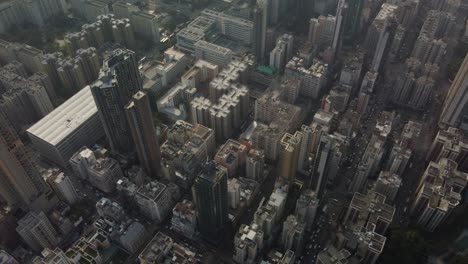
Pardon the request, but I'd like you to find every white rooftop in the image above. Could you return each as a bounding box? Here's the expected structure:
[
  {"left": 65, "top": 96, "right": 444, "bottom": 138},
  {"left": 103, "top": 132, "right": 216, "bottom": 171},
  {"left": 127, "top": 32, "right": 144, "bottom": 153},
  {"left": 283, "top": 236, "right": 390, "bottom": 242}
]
[{"left": 27, "top": 86, "right": 97, "bottom": 146}]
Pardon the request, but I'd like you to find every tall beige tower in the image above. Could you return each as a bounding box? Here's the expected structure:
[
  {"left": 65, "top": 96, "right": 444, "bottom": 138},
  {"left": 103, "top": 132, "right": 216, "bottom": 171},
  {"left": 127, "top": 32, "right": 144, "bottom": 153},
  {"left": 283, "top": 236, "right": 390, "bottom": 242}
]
[
  {"left": 125, "top": 91, "right": 161, "bottom": 178},
  {"left": 279, "top": 131, "right": 302, "bottom": 183},
  {"left": 440, "top": 54, "right": 468, "bottom": 127}
]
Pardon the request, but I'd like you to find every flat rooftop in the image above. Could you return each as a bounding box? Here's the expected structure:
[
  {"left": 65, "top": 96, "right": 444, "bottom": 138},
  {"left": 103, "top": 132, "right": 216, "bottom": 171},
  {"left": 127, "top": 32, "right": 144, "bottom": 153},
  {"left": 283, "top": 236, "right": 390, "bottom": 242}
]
[{"left": 27, "top": 86, "right": 97, "bottom": 146}]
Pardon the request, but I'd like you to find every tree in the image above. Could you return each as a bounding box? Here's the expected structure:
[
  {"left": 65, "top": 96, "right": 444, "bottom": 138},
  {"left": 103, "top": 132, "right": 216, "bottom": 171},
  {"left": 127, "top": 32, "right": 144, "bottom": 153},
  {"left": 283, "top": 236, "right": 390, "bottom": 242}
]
[
  {"left": 379, "top": 226, "right": 434, "bottom": 264},
  {"left": 450, "top": 256, "right": 468, "bottom": 264}
]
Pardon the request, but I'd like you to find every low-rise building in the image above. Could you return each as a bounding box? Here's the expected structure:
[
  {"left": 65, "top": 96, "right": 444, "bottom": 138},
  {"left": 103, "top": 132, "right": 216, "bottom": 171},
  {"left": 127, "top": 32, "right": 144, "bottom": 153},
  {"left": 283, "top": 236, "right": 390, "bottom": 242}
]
[
  {"left": 43, "top": 169, "right": 79, "bottom": 205},
  {"left": 234, "top": 224, "right": 264, "bottom": 264},
  {"left": 214, "top": 139, "right": 249, "bottom": 177},
  {"left": 316, "top": 245, "right": 351, "bottom": 264},
  {"left": 96, "top": 198, "right": 124, "bottom": 222},
  {"left": 134, "top": 181, "right": 180, "bottom": 222},
  {"left": 139, "top": 232, "right": 198, "bottom": 264},
  {"left": 171, "top": 200, "right": 197, "bottom": 239}
]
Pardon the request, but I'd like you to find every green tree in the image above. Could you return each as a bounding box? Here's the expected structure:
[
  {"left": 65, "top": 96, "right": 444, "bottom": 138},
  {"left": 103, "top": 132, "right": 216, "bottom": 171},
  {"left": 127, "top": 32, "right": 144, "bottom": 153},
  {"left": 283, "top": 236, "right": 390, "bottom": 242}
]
[{"left": 380, "top": 226, "right": 434, "bottom": 264}]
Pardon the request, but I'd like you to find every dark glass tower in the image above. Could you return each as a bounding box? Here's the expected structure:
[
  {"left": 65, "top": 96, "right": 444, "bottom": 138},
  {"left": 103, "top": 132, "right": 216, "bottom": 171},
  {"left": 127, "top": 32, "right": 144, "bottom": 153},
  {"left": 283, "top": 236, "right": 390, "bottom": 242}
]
[
  {"left": 91, "top": 49, "right": 142, "bottom": 155},
  {"left": 343, "top": 0, "right": 363, "bottom": 46},
  {"left": 192, "top": 161, "right": 228, "bottom": 244}
]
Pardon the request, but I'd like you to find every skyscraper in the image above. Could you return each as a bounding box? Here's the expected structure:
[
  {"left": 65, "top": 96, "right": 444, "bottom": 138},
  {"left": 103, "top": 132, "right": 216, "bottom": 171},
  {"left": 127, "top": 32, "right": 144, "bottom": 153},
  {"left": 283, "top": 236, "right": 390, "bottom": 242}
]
[
  {"left": 253, "top": 6, "right": 266, "bottom": 63},
  {"left": 192, "top": 161, "right": 228, "bottom": 244},
  {"left": 125, "top": 91, "right": 161, "bottom": 178},
  {"left": 440, "top": 54, "right": 468, "bottom": 127},
  {"left": 104, "top": 49, "right": 143, "bottom": 105},
  {"left": 91, "top": 70, "right": 133, "bottom": 155},
  {"left": 343, "top": 0, "right": 363, "bottom": 45},
  {"left": 0, "top": 112, "right": 48, "bottom": 209},
  {"left": 332, "top": 0, "right": 347, "bottom": 55},
  {"left": 91, "top": 49, "right": 142, "bottom": 155},
  {"left": 279, "top": 131, "right": 302, "bottom": 183}
]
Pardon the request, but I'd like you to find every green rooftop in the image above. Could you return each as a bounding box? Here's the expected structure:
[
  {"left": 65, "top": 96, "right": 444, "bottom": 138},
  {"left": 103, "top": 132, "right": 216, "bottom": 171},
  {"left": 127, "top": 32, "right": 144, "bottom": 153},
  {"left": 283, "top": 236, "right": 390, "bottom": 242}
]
[{"left": 257, "top": 65, "right": 274, "bottom": 75}]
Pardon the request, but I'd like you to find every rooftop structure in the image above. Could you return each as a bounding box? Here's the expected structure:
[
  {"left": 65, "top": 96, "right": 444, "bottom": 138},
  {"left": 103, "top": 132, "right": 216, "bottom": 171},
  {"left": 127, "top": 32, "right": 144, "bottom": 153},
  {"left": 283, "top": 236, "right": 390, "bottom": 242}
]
[
  {"left": 375, "top": 111, "right": 396, "bottom": 139},
  {"left": 160, "top": 120, "right": 215, "bottom": 186},
  {"left": 253, "top": 188, "right": 287, "bottom": 236},
  {"left": 233, "top": 223, "right": 264, "bottom": 264},
  {"left": 27, "top": 86, "right": 103, "bottom": 167},
  {"left": 317, "top": 245, "right": 351, "bottom": 264},
  {"left": 398, "top": 120, "right": 422, "bottom": 151},
  {"left": 96, "top": 197, "right": 124, "bottom": 221},
  {"left": 171, "top": 200, "right": 197, "bottom": 239},
  {"left": 285, "top": 57, "right": 328, "bottom": 99},
  {"left": 24, "top": 87, "right": 94, "bottom": 147},
  {"left": 373, "top": 171, "right": 402, "bottom": 204},
  {"left": 344, "top": 191, "right": 395, "bottom": 235},
  {"left": 134, "top": 181, "right": 179, "bottom": 222},
  {"left": 201, "top": 9, "right": 253, "bottom": 44},
  {"left": 214, "top": 139, "right": 249, "bottom": 177},
  {"left": 427, "top": 127, "right": 468, "bottom": 170},
  {"left": 413, "top": 158, "right": 468, "bottom": 231},
  {"left": 335, "top": 191, "right": 395, "bottom": 264},
  {"left": 138, "top": 232, "right": 198, "bottom": 264}
]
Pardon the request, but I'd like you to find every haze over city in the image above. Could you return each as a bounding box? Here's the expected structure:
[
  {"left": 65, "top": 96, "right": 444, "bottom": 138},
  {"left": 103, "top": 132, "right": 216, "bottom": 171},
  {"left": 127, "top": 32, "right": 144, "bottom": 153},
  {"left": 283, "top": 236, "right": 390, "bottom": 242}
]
[{"left": 0, "top": 0, "right": 467, "bottom": 264}]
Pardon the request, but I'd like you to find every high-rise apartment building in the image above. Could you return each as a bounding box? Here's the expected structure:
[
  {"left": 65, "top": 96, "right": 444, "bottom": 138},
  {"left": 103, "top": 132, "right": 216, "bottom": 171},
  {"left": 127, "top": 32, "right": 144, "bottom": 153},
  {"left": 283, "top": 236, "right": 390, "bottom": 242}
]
[
  {"left": 0, "top": 112, "right": 49, "bottom": 209},
  {"left": 0, "top": 64, "right": 54, "bottom": 130},
  {"left": 427, "top": 127, "right": 468, "bottom": 171},
  {"left": 192, "top": 161, "right": 228, "bottom": 244},
  {"left": 412, "top": 158, "right": 468, "bottom": 231},
  {"left": 308, "top": 16, "right": 337, "bottom": 50},
  {"left": 280, "top": 215, "right": 305, "bottom": 253},
  {"left": 125, "top": 91, "right": 161, "bottom": 178},
  {"left": 295, "top": 189, "right": 319, "bottom": 231},
  {"left": 252, "top": 7, "right": 266, "bottom": 63},
  {"left": 440, "top": 54, "right": 468, "bottom": 128},
  {"left": 91, "top": 49, "right": 142, "bottom": 155},
  {"left": 279, "top": 131, "right": 302, "bottom": 182},
  {"left": 337, "top": 191, "right": 395, "bottom": 264},
  {"left": 16, "top": 211, "right": 58, "bottom": 253},
  {"left": 246, "top": 149, "right": 265, "bottom": 181},
  {"left": 269, "top": 34, "right": 294, "bottom": 73},
  {"left": 285, "top": 57, "right": 328, "bottom": 99},
  {"left": 0, "top": 0, "right": 63, "bottom": 33},
  {"left": 365, "top": 3, "right": 398, "bottom": 72},
  {"left": 310, "top": 133, "right": 347, "bottom": 197},
  {"left": 297, "top": 124, "right": 322, "bottom": 174},
  {"left": 373, "top": 171, "right": 401, "bottom": 205}
]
